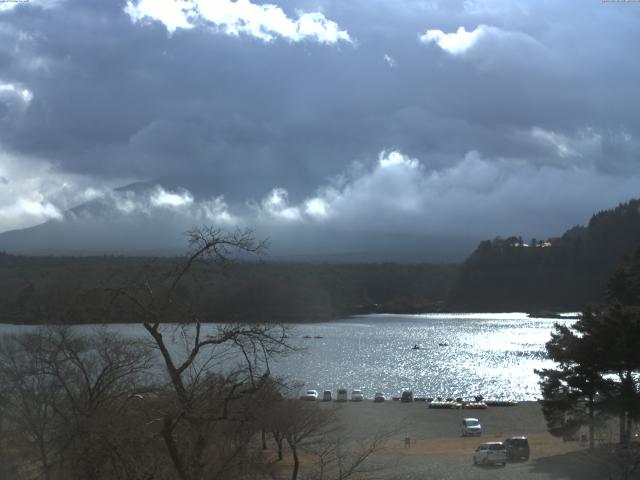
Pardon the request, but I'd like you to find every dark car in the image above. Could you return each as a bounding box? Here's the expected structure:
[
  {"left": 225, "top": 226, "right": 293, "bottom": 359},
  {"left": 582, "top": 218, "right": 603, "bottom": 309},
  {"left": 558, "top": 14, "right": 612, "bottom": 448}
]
[
  {"left": 401, "top": 390, "right": 413, "bottom": 403},
  {"left": 504, "top": 436, "right": 530, "bottom": 460}
]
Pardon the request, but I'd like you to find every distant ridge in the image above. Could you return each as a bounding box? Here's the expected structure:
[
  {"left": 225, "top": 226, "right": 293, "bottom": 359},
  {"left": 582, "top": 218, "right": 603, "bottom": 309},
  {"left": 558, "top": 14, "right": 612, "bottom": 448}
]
[
  {"left": 0, "top": 184, "right": 478, "bottom": 263},
  {"left": 447, "top": 198, "right": 640, "bottom": 311}
]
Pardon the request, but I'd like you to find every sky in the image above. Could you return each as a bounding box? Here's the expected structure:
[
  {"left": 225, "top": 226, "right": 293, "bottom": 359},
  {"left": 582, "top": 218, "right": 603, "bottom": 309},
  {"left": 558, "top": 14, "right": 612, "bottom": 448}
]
[{"left": 1, "top": 0, "right": 639, "bottom": 255}]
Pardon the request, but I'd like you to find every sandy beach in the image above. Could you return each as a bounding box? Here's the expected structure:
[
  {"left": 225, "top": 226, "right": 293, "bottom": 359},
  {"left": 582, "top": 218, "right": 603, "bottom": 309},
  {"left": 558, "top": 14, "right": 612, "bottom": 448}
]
[{"left": 268, "top": 400, "right": 621, "bottom": 480}]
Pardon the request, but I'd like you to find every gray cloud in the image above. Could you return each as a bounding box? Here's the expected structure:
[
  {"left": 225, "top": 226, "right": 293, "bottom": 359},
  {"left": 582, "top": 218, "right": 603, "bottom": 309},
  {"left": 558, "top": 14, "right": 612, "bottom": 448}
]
[
  {"left": 20, "top": 149, "right": 636, "bottom": 243},
  {"left": 0, "top": 0, "right": 639, "bottom": 252}
]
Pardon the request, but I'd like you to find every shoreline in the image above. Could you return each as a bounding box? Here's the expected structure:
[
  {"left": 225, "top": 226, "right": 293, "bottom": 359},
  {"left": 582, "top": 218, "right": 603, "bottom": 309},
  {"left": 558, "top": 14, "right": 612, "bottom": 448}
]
[{"left": 0, "top": 310, "right": 582, "bottom": 326}]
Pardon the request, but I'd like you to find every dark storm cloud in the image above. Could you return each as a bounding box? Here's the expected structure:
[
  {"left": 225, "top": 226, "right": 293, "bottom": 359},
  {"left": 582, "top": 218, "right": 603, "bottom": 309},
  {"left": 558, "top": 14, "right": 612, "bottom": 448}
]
[{"left": 1, "top": 0, "right": 640, "bottom": 243}]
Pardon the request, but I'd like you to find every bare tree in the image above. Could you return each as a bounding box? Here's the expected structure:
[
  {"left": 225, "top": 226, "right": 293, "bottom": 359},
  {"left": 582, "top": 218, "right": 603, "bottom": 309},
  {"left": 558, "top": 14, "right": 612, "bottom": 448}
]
[
  {"left": 0, "top": 332, "right": 59, "bottom": 480},
  {"left": 309, "top": 428, "right": 395, "bottom": 480},
  {"left": 111, "top": 226, "right": 292, "bottom": 480},
  {"left": 280, "top": 400, "right": 337, "bottom": 480},
  {"left": 0, "top": 326, "right": 156, "bottom": 480},
  {"left": 264, "top": 396, "right": 288, "bottom": 461},
  {"left": 263, "top": 395, "right": 395, "bottom": 480}
]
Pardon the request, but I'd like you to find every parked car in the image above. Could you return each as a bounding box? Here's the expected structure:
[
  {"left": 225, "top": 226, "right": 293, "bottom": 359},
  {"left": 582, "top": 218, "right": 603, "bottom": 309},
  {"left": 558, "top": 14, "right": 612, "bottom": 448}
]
[
  {"left": 374, "top": 392, "right": 385, "bottom": 402},
  {"left": 473, "top": 442, "right": 507, "bottom": 466},
  {"left": 462, "top": 417, "right": 482, "bottom": 436},
  {"left": 401, "top": 390, "right": 413, "bottom": 402},
  {"left": 504, "top": 436, "right": 530, "bottom": 460},
  {"left": 336, "top": 388, "right": 348, "bottom": 402},
  {"left": 322, "top": 390, "right": 332, "bottom": 401},
  {"left": 303, "top": 389, "right": 318, "bottom": 401},
  {"left": 351, "top": 389, "right": 364, "bottom": 401}
]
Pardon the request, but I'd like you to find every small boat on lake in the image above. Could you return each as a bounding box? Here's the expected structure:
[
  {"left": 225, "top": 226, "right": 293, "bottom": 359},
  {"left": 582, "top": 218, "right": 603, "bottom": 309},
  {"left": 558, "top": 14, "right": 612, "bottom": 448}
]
[{"left": 412, "top": 344, "right": 420, "bottom": 350}]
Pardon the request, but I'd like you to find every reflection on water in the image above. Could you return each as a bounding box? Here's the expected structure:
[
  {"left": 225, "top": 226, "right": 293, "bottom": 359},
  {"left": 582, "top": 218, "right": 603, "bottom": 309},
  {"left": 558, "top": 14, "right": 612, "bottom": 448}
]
[
  {"left": 0, "top": 313, "right": 573, "bottom": 400},
  {"left": 277, "top": 313, "right": 573, "bottom": 401}
]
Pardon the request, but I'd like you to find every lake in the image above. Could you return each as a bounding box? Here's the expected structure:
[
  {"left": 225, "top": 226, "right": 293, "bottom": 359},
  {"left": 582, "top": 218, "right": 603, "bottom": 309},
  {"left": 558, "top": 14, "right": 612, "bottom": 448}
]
[
  {"left": 276, "top": 313, "right": 579, "bottom": 401},
  {"left": 0, "top": 313, "right": 575, "bottom": 401}
]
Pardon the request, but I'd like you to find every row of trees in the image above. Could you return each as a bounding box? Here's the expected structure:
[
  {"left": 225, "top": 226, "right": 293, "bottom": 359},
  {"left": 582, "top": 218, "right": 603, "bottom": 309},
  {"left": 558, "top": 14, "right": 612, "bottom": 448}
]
[
  {"left": 537, "top": 249, "right": 640, "bottom": 477},
  {"left": 0, "top": 228, "right": 389, "bottom": 480},
  {"left": 0, "top": 251, "right": 457, "bottom": 325}
]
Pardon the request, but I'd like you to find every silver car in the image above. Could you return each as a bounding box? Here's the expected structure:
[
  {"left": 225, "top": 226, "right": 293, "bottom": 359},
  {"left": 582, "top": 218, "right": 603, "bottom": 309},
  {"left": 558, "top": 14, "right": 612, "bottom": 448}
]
[
  {"left": 303, "top": 389, "right": 318, "bottom": 401},
  {"left": 462, "top": 417, "right": 482, "bottom": 436}
]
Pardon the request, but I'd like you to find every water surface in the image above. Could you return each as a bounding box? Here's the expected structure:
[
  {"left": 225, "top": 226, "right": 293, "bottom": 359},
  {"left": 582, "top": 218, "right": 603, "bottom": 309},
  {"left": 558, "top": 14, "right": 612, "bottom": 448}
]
[
  {"left": 0, "top": 313, "right": 574, "bottom": 401},
  {"left": 277, "top": 313, "right": 573, "bottom": 400}
]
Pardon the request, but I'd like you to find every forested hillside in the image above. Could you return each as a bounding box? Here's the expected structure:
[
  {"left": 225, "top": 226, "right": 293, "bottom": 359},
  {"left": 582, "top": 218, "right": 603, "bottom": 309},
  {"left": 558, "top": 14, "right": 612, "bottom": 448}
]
[
  {"left": 3, "top": 199, "right": 640, "bottom": 323},
  {"left": 447, "top": 199, "right": 640, "bottom": 311},
  {"left": 0, "top": 254, "right": 457, "bottom": 324}
]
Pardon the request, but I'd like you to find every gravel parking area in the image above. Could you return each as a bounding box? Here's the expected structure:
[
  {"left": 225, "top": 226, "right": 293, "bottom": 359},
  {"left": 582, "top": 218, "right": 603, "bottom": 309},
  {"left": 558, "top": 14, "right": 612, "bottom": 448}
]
[{"left": 309, "top": 400, "right": 613, "bottom": 480}]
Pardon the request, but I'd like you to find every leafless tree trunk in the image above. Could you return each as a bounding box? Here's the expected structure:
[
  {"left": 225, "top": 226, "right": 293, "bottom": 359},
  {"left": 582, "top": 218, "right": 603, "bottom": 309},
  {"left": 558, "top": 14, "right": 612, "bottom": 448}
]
[
  {"left": 111, "top": 226, "right": 291, "bottom": 480},
  {"left": 277, "top": 399, "right": 336, "bottom": 480},
  {"left": 274, "top": 432, "right": 285, "bottom": 461},
  {"left": 264, "top": 395, "right": 395, "bottom": 480}
]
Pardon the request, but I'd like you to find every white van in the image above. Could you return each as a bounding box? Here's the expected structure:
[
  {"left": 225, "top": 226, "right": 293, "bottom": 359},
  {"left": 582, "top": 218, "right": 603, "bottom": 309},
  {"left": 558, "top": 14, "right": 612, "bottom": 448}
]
[
  {"left": 351, "top": 389, "right": 364, "bottom": 401},
  {"left": 473, "top": 442, "right": 507, "bottom": 466}
]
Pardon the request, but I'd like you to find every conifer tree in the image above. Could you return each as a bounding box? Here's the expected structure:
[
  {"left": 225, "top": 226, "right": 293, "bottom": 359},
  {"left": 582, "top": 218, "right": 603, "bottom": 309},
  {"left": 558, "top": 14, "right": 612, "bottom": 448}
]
[{"left": 538, "top": 248, "right": 640, "bottom": 447}]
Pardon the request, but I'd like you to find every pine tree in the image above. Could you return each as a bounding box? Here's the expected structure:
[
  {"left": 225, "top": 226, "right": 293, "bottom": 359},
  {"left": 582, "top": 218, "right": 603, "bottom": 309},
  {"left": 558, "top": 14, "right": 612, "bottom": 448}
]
[{"left": 538, "top": 249, "right": 640, "bottom": 447}]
